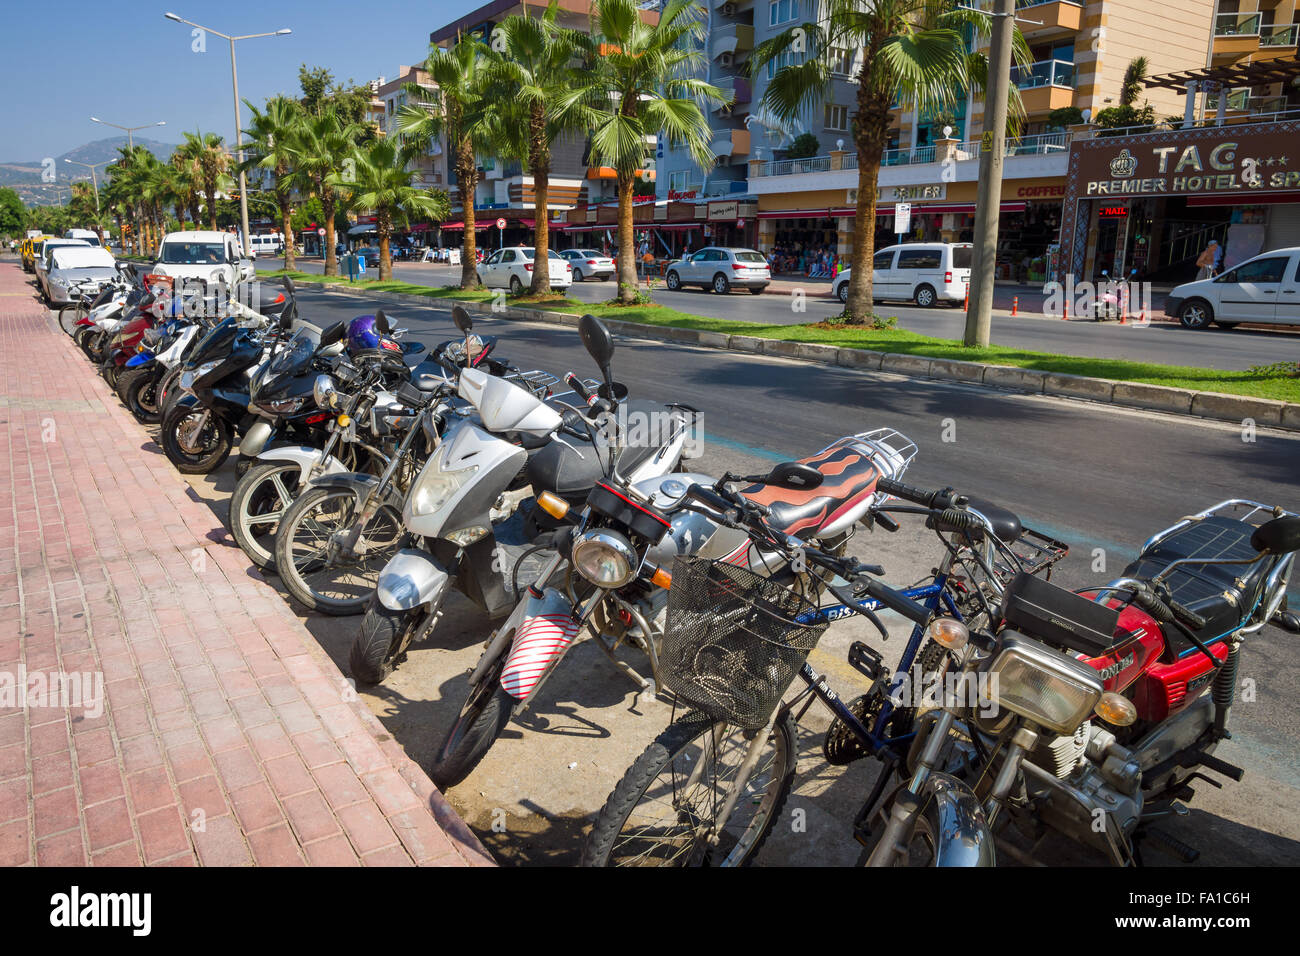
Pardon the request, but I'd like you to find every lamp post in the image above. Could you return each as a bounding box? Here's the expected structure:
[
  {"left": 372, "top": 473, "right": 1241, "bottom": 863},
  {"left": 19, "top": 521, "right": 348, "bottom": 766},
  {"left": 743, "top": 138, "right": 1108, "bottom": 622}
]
[
  {"left": 63, "top": 158, "right": 110, "bottom": 213},
  {"left": 163, "top": 12, "right": 292, "bottom": 256},
  {"left": 89, "top": 117, "right": 166, "bottom": 151}
]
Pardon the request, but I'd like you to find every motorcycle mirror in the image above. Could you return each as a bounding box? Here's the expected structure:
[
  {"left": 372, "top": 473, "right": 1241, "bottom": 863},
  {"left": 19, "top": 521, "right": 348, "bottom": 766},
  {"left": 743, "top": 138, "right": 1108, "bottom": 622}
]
[
  {"left": 579, "top": 313, "right": 615, "bottom": 386},
  {"left": 375, "top": 309, "right": 392, "bottom": 334},
  {"left": 401, "top": 341, "right": 426, "bottom": 356},
  {"left": 748, "top": 461, "right": 823, "bottom": 490},
  {"left": 320, "top": 321, "right": 346, "bottom": 347},
  {"left": 1251, "top": 516, "right": 1300, "bottom": 555},
  {"left": 597, "top": 381, "right": 629, "bottom": 401},
  {"left": 451, "top": 305, "right": 473, "bottom": 333}
]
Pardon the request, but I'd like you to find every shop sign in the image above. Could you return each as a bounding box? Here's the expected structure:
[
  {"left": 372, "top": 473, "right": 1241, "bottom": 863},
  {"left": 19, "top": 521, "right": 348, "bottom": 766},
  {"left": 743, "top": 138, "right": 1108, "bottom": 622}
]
[
  {"left": 882, "top": 184, "right": 946, "bottom": 202},
  {"left": 1017, "top": 184, "right": 1066, "bottom": 198},
  {"left": 894, "top": 203, "right": 912, "bottom": 234},
  {"left": 668, "top": 189, "right": 698, "bottom": 200},
  {"left": 708, "top": 200, "right": 739, "bottom": 220},
  {"left": 1099, "top": 205, "right": 1128, "bottom": 218},
  {"left": 1074, "top": 127, "right": 1300, "bottom": 198}
]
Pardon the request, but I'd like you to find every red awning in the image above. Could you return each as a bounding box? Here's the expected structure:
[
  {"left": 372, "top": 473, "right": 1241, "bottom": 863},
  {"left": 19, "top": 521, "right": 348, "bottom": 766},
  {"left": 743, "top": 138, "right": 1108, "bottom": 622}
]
[
  {"left": 758, "top": 209, "right": 830, "bottom": 220},
  {"left": 441, "top": 221, "right": 464, "bottom": 230},
  {"left": 866, "top": 201, "right": 1027, "bottom": 217},
  {"left": 653, "top": 223, "right": 703, "bottom": 231},
  {"left": 1188, "top": 192, "right": 1300, "bottom": 206}
]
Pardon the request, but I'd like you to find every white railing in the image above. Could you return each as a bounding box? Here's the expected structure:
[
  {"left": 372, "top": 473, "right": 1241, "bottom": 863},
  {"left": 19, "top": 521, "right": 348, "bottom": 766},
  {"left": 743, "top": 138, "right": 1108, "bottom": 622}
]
[
  {"left": 1262, "top": 23, "right": 1300, "bottom": 47},
  {"left": 1215, "top": 13, "right": 1261, "bottom": 36},
  {"left": 1010, "top": 58, "right": 1076, "bottom": 89}
]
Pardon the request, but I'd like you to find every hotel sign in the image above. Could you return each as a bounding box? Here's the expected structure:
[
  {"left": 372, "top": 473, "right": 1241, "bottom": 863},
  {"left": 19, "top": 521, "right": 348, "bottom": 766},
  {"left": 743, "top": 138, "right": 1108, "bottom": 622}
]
[{"left": 1077, "top": 128, "right": 1299, "bottom": 198}]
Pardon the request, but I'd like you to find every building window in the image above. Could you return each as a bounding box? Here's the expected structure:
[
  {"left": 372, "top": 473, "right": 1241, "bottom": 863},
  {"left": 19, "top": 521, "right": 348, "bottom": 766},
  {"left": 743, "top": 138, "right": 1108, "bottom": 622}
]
[
  {"left": 668, "top": 170, "right": 691, "bottom": 192},
  {"left": 766, "top": 49, "right": 804, "bottom": 79},
  {"left": 825, "top": 105, "right": 848, "bottom": 130},
  {"left": 829, "top": 47, "right": 854, "bottom": 76},
  {"left": 769, "top": 0, "right": 799, "bottom": 26}
]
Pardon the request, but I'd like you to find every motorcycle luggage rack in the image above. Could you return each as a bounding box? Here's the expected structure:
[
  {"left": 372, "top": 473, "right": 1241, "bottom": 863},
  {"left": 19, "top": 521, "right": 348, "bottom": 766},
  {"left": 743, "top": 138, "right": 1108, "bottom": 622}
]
[
  {"left": 505, "top": 368, "right": 560, "bottom": 396},
  {"left": 994, "top": 526, "right": 1070, "bottom": 583},
  {"left": 842, "top": 427, "right": 919, "bottom": 481}
]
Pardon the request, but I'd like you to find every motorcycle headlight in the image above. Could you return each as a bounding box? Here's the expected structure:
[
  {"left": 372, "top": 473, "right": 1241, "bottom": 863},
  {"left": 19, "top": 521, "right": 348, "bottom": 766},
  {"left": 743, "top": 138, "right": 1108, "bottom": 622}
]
[
  {"left": 980, "top": 632, "right": 1104, "bottom": 736},
  {"left": 409, "top": 461, "right": 479, "bottom": 518},
  {"left": 313, "top": 375, "right": 337, "bottom": 408},
  {"left": 571, "top": 529, "right": 638, "bottom": 588},
  {"left": 260, "top": 396, "right": 307, "bottom": 415},
  {"left": 193, "top": 359, "right": 221, "bottom": 379}
]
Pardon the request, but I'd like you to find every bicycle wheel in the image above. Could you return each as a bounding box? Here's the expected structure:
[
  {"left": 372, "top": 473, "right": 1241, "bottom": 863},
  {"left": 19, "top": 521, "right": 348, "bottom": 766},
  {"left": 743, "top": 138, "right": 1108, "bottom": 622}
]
[
  {"left": 582, "top": 711, "right": 796, "bottom": 867},
  {"left": 59, "top": 305, "right": 86, "bottom": 336},
  {"left": 274, "top": 486, "right": 402, "bottom": 616}
]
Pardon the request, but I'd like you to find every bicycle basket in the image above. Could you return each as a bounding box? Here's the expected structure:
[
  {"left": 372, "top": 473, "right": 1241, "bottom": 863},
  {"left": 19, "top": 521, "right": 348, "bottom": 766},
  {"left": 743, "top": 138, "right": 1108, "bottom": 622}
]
[{"left": 659, "top": 557, "right": 829, "bottom": 729}]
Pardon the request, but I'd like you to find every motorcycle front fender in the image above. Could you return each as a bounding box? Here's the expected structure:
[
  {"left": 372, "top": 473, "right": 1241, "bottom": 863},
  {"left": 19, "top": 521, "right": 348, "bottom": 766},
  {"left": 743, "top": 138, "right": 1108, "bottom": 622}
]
[
  {"left": 376, "top": 548, "right": 452, "bottom": 611},
  {"left": 497, "top": 587, "right": 581, "bottom": 703},
  {"left": 125, "top": 351, "right": 155, "bottom": 369},
  {"left": 238, "top": 420, "right": 275, "bottom": 458},
  {"left": 306, "top": 471, "right": 404, "bottom": 513},
  {"left": 877, "top": 774, "right": 995, "bottom": 868},
  {"left": 254, "top": 444, "right": 347, "bottom": 481}
]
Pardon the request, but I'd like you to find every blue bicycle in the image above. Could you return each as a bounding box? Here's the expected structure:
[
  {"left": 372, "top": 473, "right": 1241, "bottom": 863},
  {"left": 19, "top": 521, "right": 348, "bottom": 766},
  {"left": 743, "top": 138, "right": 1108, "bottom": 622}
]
[{"left": 582, "top": 475, "right": 1066, "bottom": 867}]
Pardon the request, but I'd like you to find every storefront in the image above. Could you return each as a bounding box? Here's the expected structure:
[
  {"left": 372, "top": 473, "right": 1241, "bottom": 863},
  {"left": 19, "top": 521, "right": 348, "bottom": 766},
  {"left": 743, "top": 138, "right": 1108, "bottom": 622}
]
[{"left": 1059, "top": 120, "right": 1300, "bottom": 283}]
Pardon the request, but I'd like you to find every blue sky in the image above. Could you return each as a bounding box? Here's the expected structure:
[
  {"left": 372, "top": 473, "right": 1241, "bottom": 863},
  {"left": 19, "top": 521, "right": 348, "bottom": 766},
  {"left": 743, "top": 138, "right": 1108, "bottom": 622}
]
[{"left": 0, "top": 0, "right": 485, "bottom": 161}]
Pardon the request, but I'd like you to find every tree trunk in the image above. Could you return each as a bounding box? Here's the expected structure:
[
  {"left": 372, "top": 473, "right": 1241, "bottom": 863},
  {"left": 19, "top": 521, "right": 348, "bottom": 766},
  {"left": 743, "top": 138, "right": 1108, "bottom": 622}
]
[
  {"left": 845, "top": 80, "right": 892, "bottom": 324},
  {"left": 323, "top": 193, "right": 339, "bottom": 277},
  {"left": 615, "top": 174, "right": 636, "bottom": 304},
  {"left": 378, "top": 209, "right": 392, "bottom": 281},
  {"left": 528, "top": 108, "right": 551, "bottom": 295},
  {"left": 189, "top": 199, "right": 201, "bottom": 229},
  {"left": 207, "top": 177, "right": 218, "bottom": 231},
  {"left": 281, "top": 197, "right": 296, "bottom": 271},
  {"left": 174, "top": 203, "right": 185, "bottom": 231},
  {"left": 457, "top": 139, "right": 479, "bottom": 289}
]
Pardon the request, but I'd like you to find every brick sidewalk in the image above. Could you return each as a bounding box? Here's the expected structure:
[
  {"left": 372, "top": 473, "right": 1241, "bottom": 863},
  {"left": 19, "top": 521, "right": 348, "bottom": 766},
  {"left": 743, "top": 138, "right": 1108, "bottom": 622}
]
[{"left": 0, "top": 261, "right": 492, "bottom": 866}]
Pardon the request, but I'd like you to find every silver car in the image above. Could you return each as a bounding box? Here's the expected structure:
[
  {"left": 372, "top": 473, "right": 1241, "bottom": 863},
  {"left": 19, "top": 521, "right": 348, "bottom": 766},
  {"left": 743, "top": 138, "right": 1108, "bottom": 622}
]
[
  {"left": 665, "top": 246, "right": 771, "bottom": 294},
  {"left": 36, "top": 239, "right": 91, "bottom": 300},
  {"left": 45, "top": 246, "right": 117, "bottom": 305},
  {"left": 559, "top": 248, "right": 614, "bottom": 281}
]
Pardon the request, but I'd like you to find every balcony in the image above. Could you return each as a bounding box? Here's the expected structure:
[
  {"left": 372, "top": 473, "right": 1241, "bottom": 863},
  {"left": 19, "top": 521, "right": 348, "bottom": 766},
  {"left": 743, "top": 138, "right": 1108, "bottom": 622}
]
[
  {"left": 711, "top": 23, "right": 753, "bottom": 60},
  {"left": 1009, "top": 58, "right": 1076, "bottom": 113},
  {"left": 710, "top": 128, "right": 751, "bottom": 158},
  {"left": 1014, "top": 1, "right": 1083, "bottom": 40},
  {"left": 1258, "top": 23, "right": 1300, "bottom": 59},
  {"left": 714, "top": 77, "right": 752, "bottom": 112},
  {"left": 1204, "top": 87, "right": 1252, "bottom": 113},
  {"left": 1213, "top": 13, "right": 1261, "bottom": 60}
]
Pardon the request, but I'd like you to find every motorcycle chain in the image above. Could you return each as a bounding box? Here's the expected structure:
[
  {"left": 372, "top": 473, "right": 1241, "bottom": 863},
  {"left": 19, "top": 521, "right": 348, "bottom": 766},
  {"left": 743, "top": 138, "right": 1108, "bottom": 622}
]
[{"left": 823, "top": 694, "right": 883, "bottom": 766}]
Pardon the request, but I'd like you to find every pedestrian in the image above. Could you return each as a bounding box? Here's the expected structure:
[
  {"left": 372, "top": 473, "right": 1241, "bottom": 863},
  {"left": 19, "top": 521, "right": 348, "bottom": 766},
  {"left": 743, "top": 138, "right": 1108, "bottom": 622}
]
[{"left": 1196, "top": 239, "right": 1220, "bottom": 280}]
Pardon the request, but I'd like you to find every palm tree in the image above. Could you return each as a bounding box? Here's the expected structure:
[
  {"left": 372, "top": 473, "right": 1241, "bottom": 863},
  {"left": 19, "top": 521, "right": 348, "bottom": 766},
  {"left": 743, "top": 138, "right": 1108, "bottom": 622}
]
[
  {"left": 561, "top": 0, "right": 725, "bottom": 304},
  {"left": 488, "top": 2, "right": 586, "bottom": 294},
  {"left": 753, "top": 0, "right": 1026, "bottom": 322},
  {"left": 291, "top": 107, "right": 363, "bottom": 276},
  {"left": 397, "top": 36, "right": 500, "bottom": 290},
  {"left": 242, "top": 96, "right": 304, "bottom": 269},
  {"left": 334, "top": 136, "right": 450, "bottom": 281},
  {"left": 169, "top": 141, "right": 203, "bottom": 228},
  {"left": 1120, "top": 56, "right": 1148, "bottom": 108},
  {"left": 183, "top": 131, "right": 231, "bottom": 231}
]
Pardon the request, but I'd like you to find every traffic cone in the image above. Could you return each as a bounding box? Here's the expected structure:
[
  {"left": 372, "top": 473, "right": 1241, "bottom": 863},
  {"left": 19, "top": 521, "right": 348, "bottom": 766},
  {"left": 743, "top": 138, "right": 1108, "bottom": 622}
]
[{"left": 1012, "top": 296, "right": 1018, "bottom": 316}]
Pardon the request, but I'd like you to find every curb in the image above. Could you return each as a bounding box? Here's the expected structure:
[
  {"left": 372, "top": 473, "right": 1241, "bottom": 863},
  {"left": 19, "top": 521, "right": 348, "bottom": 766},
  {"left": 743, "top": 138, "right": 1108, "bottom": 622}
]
[{"left": 295, "top": 279, "right": 1298, "bottom": 434}]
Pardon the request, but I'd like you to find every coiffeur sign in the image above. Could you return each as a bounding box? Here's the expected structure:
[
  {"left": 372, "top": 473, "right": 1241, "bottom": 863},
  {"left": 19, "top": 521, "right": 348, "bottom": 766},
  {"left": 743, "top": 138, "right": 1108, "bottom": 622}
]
[{"left": 1076, "top": 127, "right": 1299, "bottom": 198}]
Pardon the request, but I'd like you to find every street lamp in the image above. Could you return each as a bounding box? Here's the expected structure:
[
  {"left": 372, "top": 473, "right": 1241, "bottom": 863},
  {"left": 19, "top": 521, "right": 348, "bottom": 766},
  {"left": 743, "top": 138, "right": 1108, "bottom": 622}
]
[
  {"left": 63, "top": 158, "right": 111, "bottom": 213},
  {"left": 163, "top": 12, "right": 292, "bottom": 256},
  {"left": 90, "top": 117, "right": 166, "bottom": 151}
]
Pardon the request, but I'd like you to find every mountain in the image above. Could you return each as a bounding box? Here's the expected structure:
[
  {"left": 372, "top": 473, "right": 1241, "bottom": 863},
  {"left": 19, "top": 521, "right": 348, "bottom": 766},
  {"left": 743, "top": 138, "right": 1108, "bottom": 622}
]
[{"left": 1, "top": 136, "right": 178, "bottom": 205}]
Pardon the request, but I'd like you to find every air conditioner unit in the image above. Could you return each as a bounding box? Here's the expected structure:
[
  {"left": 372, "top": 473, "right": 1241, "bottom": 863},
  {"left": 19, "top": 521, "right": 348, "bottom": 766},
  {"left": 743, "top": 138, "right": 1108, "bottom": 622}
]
[
  {"left": 722, "top": 2, "right": 736, "bottom": 15},
  {"left": 719, "top": 51, "right": 734, "bottom": 68}
]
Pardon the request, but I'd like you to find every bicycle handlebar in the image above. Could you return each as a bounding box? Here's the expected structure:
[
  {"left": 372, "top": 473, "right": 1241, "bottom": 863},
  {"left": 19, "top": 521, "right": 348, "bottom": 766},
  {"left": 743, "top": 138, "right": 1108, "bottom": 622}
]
[{"left": 875, "top": 476, "right": 967, "bottom": 511}]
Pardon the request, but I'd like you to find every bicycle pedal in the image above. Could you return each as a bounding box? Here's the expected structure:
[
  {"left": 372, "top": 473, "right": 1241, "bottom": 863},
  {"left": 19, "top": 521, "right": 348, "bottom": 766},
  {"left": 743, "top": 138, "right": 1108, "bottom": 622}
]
[{"left": 847, "top": 641, "right": 883, "bottom": 681}]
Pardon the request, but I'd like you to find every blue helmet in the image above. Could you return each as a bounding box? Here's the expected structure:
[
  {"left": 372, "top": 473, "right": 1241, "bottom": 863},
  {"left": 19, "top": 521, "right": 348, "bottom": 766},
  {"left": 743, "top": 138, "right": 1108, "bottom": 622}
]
[{"left": 346, "top": 314, "right": 380, "bottom": 353}]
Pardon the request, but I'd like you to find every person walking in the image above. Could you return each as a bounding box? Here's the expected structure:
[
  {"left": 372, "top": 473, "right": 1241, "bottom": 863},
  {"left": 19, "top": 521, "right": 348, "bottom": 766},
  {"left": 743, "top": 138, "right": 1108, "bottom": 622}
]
[{"left": 1196, "top": 239, "right": 1221, "bottom": 280}]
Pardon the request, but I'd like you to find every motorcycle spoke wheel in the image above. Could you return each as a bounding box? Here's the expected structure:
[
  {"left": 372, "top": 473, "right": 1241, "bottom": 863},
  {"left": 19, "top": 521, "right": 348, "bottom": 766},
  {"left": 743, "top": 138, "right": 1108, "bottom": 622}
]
[
  {"left": 278, "top": 489, "right": 401, "bottom": 614},
  {"left": 231, "top": 464, "right": 301, "bottom": 570},
  {"left": 583, "top": 712, "right": 795, "bottom": 868}
]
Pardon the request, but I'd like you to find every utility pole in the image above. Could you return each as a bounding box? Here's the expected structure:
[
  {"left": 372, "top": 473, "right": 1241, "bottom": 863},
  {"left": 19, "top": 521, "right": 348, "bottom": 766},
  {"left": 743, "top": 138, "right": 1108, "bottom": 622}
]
[{"left": 963, "top": 0, "right": 1015, "bottom": 348}]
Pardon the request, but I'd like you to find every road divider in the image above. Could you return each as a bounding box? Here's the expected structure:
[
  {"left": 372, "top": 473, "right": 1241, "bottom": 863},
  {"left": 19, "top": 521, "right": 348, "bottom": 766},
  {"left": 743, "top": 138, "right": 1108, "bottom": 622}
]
[{"left": 291, "top": 278, "right": 1299, "bottom": 433}]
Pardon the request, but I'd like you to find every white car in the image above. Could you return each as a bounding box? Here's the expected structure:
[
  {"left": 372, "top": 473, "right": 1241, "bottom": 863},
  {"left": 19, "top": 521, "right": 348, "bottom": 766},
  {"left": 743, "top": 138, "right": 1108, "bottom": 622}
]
[
  {"left": 45, "top": 246, "right": 117, "bottom": 305},
  {"left": 478, "top": 246, "right": 572, "bottom": 293},
  {"left": 559, "top": 248, "right": 614, "bottom": 282},
  {"left": 151, "top": 230, "right": 253, "bottom": 292},
  {"left": 665, "top": 247, "right": 771, "bottom": 294},
  {"left": 1166, "top": 247, "right": 1300, "bottom": 330},
  {"left": 64, "top": 228, "right": 102, "bottom": 246},
  {"left": 832, "top": 242, "right": 973, "bottom": 307},
  {"left": 36, "top": 238, "right": 90, "bottom": 299}
]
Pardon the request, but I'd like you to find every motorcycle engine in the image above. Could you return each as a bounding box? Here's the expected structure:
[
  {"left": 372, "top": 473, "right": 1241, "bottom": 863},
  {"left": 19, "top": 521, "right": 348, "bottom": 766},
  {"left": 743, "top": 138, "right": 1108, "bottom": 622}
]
[{"left": 1031, "top": 722, "right": 1090, "bottom": 779}]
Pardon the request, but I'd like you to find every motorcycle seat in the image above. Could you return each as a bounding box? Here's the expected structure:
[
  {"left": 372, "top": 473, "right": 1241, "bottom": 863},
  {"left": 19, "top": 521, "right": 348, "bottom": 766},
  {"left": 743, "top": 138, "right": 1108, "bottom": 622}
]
[
  {"left": 1121, "top": 516, "right": 1271, "bottom": 639},
  {"left": 737, "top": 437, "right": 882, "bottom": 538},
  {"left": 411, "top": 371, "right": 443, "bottom": 392}
]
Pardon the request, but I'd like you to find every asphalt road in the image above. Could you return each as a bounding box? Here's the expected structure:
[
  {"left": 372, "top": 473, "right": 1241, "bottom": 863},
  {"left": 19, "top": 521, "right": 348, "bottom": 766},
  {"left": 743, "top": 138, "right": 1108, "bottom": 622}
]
[
  {"left": 264, "top": 256, "right": 1300, "bottom": 372},
  {"left": 195, "top": 286, "right": 1298, "bottom": 866}
]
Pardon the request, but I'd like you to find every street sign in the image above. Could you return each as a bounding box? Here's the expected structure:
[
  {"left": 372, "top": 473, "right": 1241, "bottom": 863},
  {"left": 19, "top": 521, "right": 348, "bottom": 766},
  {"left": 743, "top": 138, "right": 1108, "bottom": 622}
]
[
  {"left": 894, "top": 202, "right": 912, "bottom": 235},
  {"left": 496, "top": 218, "right": 506, "bottom": 230},
  {"left": 317, "top": 227, "right": 325, "bottom": 237}
]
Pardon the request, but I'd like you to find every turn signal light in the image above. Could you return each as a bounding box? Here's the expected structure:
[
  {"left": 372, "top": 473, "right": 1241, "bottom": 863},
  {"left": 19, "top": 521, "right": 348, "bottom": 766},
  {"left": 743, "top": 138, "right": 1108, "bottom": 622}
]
[
  {"left": 336, "top": 414, "right": 351, "bottom": 428},
  {"left": 650, "top": 566, "right": 673, "bottom": 590},
  {"left": 1094, "top": 691, "right": 1137, "bottom": 727},
  {"left": 925, "top": 617, "right": 969, "bottom": 651},
  {"left": 537, "top": 491, "right": 569, "bottom": 520}
]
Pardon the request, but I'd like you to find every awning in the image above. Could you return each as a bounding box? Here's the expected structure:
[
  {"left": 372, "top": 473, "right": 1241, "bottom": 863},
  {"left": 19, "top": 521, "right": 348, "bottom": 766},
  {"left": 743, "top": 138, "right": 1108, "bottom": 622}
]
[
  {"left": 867, "top": 201, "right": 1028, "bottom": 217},
  {"left": 1188, "top": 192, "right": 1300, "bottom": 207},
  {"left": 758, "top": 209, "right": 830, "bottom": 220},
  {"left": 347, "top": 224, "right": 376, "bottom": 236},
  {"left": 653, "top": 223, "right": 703, "bottom": 231}
]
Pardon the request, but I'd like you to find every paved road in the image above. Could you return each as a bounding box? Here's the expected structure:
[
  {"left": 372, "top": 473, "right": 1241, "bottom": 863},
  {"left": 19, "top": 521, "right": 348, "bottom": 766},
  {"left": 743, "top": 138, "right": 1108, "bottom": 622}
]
[
  {"left": 203, "top": 286, "right": 1298, "bottom": 866},
  {"left": 264, "top": 256, "right": 1300, "bottom": 371}
]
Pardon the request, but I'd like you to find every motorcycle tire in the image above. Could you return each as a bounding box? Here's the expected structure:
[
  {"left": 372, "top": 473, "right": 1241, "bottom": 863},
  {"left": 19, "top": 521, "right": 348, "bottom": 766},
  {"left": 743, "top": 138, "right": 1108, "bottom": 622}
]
[
  {"left": 160, "top": 405, "right": 233, "bottom": 475},
  {"left": 118, "top": 367, "right": 163, "bottom": 425},
  {"left": 82, "top": 331, "right": 106, "bottom": 363},
  {"left": 854, "top": 787, "right": 950, "bottom": 867},
  {"left": 429, "top": 657, "right": 514, "bottom": 789},
  {"left": 229, "top": 462, "right": 302, "bottom": 570},
  {"left": 581, "top": 711, "right": 796, "bottom": 868},
  {"left": 73, "top": 325, "right": 95, "bottom": 354},
  {"left": 350, "top": 600, "right": 429, "bottom": 685},
  {"left": 102, "top": 363, "right": 120, "bottom": 392}
]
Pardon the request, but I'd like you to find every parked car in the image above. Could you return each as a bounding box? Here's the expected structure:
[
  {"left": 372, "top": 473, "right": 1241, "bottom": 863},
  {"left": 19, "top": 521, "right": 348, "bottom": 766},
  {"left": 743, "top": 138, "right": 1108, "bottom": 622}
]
[
  {"left": 150, "top": 230, "right": 253, "bottom": 291},
  {"left": 45, "top": 246, "right": 117, "bottom": 305},
  {"left": 64, "top": 228, "right": 101, "bottom": 247},
  {"left": 22, "top": 235, "right": 52, "bottom": 273},
  {"left": 477, "top": 246, "right": 572, "bottom": 293},
  {"left": 559, "top": 248, "right": 614, "bottom": 281},
  {"left": 664, "top": 247, "right": 771, "bottom": 294},
  {"left": 1166, "top": 247, "right": 1300, "bottom": 330},
  {"left": 247, "top": 233, "right": 284, "bottom": 258},
  {"left": 353, "top": 246, "right": 382, "bottom": 268},
  {"left": 832, "top": 242, "right": 973, "bottom": 307},
  {"left": 36, "top": 239, "right": 90, "bottom": 299}
]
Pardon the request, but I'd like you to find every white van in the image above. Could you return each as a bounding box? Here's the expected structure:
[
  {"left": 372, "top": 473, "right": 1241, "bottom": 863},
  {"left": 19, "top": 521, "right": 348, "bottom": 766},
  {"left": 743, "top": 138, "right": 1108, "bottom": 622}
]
[
  {"left": 64, "top": 228, "right": 101, "bottom": 246},
  {"left": 833, "top": 242, "right": 973, "bottom": 307},
  {"left": 1166, "top": 247, "right": 1300, "bottom": 330},
  {"left": 248, "top": 233, "right": 284, "bottom": 258}
]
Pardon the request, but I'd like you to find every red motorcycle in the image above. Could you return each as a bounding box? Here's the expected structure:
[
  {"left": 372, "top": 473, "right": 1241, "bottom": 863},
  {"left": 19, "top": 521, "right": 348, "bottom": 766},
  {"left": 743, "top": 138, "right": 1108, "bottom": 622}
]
[{"left": 863, "top": 493, "right": 1299, "bottom": 867}]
